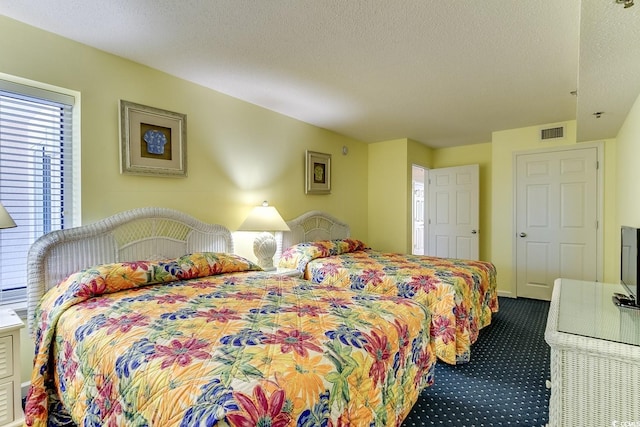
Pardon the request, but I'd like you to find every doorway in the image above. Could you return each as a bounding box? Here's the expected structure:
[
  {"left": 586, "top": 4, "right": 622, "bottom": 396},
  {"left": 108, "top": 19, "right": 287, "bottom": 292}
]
[
  {"left": 412, "top": 165, "right": 426, "bottom": 255},
  {"left": 514, "top": 144, "right": 603, "bottom": 300},
  {"left": 411, "top": 164, "right": 480, "bottom": 260}
]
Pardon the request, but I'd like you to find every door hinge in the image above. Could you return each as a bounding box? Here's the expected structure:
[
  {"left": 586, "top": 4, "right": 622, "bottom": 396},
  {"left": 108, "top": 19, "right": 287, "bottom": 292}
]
[{"left": 596, "top": 161, "right": 599, "bottom": 170}]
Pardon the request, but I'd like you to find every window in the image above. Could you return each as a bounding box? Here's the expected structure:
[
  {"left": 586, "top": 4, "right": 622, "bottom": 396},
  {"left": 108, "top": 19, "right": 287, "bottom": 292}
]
[{"left": 0, "top": 78, "right": 79, "bottom": 304}]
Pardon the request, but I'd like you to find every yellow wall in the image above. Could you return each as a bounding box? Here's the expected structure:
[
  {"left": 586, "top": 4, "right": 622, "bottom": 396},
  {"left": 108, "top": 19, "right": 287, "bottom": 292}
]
[
  {"left": 367, "top": 138, "right": 433, "bottom": 253},
  {"left": 603, "top": 139, "right": 619, "bottom": 283},
  {"left": 368, "top": 139, "right": 408, "bottom": 252},
  {"left": 0, "top": 16, "right": 369, "bottom": 234},
  {"left": 617, "top": 92, "right": 640, "bottom": 227},
  {"left": 432, "top": 142, "right": 492, "bottom": 261},
  {"left": 490, "top": 121, "right": 618, "bottom": 296},
  {"left": 1, "top": 16, "right": 370, "bottom": 385},
  {"left": 613, "top": 92, "right": 640, "bottom": 314}
]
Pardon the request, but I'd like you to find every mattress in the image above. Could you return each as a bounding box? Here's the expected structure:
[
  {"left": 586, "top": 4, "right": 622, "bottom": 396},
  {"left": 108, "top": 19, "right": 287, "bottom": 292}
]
[
  {"left": 279, "top": 239, "right": 498, "bottom": 364},
  {"left": 25, "top": 252, "right": 436, "bottom": 426}
]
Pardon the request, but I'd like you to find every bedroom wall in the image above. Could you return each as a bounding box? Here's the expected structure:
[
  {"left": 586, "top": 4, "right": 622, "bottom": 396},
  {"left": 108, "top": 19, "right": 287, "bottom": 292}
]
[
  {"left": 0, "top": 16, "right": 370, "bottom": 386},
  {"left": 368, "top": 139, "right": 410, "bottom": 252},
  {"left": 367, "top": 138, "right": 433, "bottom": 253},
  {"left": 616, "top": 92, "right": 640, "bottom": 228},
  {"left": 490, "top": 120, "right": 618, "bottom": 297},
  {"left": 0, "top": 16, "right": 369, "bottom": 240}
]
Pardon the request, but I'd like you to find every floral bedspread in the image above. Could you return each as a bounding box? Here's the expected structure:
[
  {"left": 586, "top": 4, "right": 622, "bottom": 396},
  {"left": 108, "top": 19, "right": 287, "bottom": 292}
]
[
  {"left": 279, "top": 240, "right": 498, "bottom": 365},
  {"left": 25, "top": 252, "right": 435, "bottom": 427}
]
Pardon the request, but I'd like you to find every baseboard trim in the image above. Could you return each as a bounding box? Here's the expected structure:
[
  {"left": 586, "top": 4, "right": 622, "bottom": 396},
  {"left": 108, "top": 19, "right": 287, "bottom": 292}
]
[
  {"left": 21, "top": 381, "right": 30, "bottom": 398},
  {"left": 497, "top": 290, "right": 515, "bottom": 298}
]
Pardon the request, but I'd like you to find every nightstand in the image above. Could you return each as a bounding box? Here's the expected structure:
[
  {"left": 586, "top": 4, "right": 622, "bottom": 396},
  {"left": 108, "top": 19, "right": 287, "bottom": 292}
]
[
  {"left": 267, "top": 268, "right": 303, "bottom": 279},
  {"left": 0, "top": 310, "right": 24, "bottom": 427}
]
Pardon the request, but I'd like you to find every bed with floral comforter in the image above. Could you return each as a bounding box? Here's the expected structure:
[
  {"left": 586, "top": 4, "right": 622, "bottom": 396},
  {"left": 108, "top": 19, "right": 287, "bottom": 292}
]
[
  {"left": 279, "top": 239, "right": 498, "bottom": 365},
  {"left": 25, "top": 252, "right": 436, "bottom": 427}
]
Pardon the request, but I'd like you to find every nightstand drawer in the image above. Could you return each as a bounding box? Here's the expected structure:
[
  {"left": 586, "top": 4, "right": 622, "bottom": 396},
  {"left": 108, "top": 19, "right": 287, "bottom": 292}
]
[
  {"left": 0, "top": 310, "right": 23, "bottom": 426},
  {"left": 0, "top": 380, "right": 14, "bottom": 425},
  {"left": 0, "top": 336, "right": 12, "bottom": 380}
]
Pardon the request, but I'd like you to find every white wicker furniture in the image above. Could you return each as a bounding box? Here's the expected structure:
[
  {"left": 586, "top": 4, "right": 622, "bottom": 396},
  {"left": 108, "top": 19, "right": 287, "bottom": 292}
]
[
  {"left": 278, "top": 210, "right": 350, "bottom": 265},
  {"left": 26, "top": 207, "right": 233, "bottom": 335},
  {"left": 545, "top": 278, "right": 640, "bottom": 427},
  {"left": 0, "top": 310, "right": 24, "bottom": 427},
  {"left": 282, "top": 210, "right": 350, "bottom": 249}
]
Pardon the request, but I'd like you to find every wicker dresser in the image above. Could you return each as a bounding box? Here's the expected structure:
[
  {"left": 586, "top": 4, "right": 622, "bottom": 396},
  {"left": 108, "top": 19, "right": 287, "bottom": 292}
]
[{"left": 545, "top": 278, "right": 640, "bottom": 427}]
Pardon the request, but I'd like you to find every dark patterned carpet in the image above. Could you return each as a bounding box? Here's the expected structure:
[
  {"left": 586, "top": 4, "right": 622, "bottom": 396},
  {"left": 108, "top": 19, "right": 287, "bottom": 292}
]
[{"left": 403, "top": 297, "right": 551, "bottom": 426}]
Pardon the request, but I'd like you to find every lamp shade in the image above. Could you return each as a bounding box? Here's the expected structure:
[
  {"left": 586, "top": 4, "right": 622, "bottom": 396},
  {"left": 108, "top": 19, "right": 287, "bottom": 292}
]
[
  {"left": 0, "top": 203, "right": 16, "bottom": 229},
  {"left": 237, "top": 202, "right": 290, "bottom": 232}
]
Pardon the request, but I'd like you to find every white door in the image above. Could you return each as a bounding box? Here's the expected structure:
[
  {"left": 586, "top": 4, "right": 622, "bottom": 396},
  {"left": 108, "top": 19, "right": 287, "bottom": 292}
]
[
  {"left": 515, "top": 147, "right": 598, "bottom": 300},
  {"left": 428, "top": 164, "right": 479, "bottom": 260}
]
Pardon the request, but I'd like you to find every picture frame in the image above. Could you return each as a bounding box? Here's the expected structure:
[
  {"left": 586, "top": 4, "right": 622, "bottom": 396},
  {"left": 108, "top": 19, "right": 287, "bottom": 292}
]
[
  {"left": 119, "top": 100, "right": 187, "bottom": 177},
  {"left": 305, "top": 150, "right": 331, "bottom": 194}
]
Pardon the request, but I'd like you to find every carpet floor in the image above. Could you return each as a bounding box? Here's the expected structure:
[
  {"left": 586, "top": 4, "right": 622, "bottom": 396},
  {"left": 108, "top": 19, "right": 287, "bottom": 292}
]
[{"left": 403, "top": 296, "right": 551, "bottom": 426}]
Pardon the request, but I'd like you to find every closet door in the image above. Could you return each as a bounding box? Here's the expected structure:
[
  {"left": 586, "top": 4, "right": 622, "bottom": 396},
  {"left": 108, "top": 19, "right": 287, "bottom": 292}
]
[{"left": 515, "top": 146, "right": 598, "bottom": 300}]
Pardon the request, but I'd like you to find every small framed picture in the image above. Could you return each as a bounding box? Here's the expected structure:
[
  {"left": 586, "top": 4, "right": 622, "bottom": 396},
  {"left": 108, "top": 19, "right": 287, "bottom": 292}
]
[
  {"left": 119, "top": 100, "right": 187, "bottom": 177},
  {"left": 305, "top": 150, "right": 331, "bottom": 194}
]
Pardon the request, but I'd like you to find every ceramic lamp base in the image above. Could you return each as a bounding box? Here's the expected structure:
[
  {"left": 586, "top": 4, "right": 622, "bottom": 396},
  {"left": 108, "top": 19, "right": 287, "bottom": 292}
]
[{"left": 253, "top": 231, "right": 276, "bottom": 270}]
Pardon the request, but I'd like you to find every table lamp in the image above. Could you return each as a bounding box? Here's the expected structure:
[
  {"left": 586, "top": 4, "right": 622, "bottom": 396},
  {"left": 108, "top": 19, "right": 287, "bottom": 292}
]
[
  {"left": 0, "top": 203, "right": 16, "bottom": 229},
  {"left": 238, "top": 201, "right": 290, "bottom": 270}
]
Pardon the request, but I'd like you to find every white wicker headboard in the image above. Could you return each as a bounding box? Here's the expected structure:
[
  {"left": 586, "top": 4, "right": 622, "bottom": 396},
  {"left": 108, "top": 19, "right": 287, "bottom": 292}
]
[
  {"left": 26, "top": 207, "right": 233, "bottom": 334},
  {"left": 282, "top": 210, "right": 350, "bottom": 249}
]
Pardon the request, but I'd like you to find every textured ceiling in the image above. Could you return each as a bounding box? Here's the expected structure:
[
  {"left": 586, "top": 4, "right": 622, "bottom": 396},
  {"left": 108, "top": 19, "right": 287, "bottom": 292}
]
[
  {"left": 0, "top": 1, "right": 638, "bottom": 147},
  {"left": 577, "top": 0, "right": 640, "bottom": 142}
]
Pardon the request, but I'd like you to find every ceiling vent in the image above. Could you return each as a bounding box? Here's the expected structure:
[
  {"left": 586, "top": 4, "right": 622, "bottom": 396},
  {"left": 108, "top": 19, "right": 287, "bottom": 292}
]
[{"left": 540, "top": 125, "right": 565, "bottom": 141}]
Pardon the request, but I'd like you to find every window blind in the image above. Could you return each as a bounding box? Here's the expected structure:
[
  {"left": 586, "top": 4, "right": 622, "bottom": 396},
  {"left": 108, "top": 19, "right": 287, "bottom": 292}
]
[{"left": 0, "top": 79, "right": 76, "bottom": 303}]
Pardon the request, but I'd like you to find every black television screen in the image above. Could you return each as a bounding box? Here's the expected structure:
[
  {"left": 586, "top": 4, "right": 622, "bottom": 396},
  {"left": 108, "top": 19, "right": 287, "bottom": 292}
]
[{"left": 621, "top": 226, "right": 640, "bottom": 302}]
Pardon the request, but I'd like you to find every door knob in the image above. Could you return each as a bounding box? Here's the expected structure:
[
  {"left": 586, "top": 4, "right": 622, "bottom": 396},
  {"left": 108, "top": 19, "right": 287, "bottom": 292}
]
[
  {"left": 519, "top": 232, "right": 527, "bottom": 237},
  {"left": 471, "top": 230, "right": 477, "bottom": 234}
]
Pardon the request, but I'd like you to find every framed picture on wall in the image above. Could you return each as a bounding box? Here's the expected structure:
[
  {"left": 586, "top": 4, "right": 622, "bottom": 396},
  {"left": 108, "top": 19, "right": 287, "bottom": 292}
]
[
  {"left": 119, "top": 100, "right": 187, "bottom": 177},
  {"left": 305, "top": 150, "right": 331, "bottom": 194}
]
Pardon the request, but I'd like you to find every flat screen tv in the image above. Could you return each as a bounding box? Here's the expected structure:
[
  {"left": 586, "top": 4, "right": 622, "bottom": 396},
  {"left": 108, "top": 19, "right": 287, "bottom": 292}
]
[{"left": 620, "top": 226, "right": 640, "bottom": 304}]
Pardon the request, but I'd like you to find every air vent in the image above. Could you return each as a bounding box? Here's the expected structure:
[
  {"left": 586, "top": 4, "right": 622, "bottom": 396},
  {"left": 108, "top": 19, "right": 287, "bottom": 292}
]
[{"left": 540, "top": 125, "right": 565, "bottom": 141}]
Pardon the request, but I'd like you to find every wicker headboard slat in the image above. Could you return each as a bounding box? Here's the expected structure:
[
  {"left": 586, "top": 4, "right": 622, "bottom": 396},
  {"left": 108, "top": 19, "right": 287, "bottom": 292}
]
[
  {"left": 26, "top": 207, "right": 233, "bottom": 334},
  {"left": 282, "top": 210, "right": 350, "bottom": 249}
]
